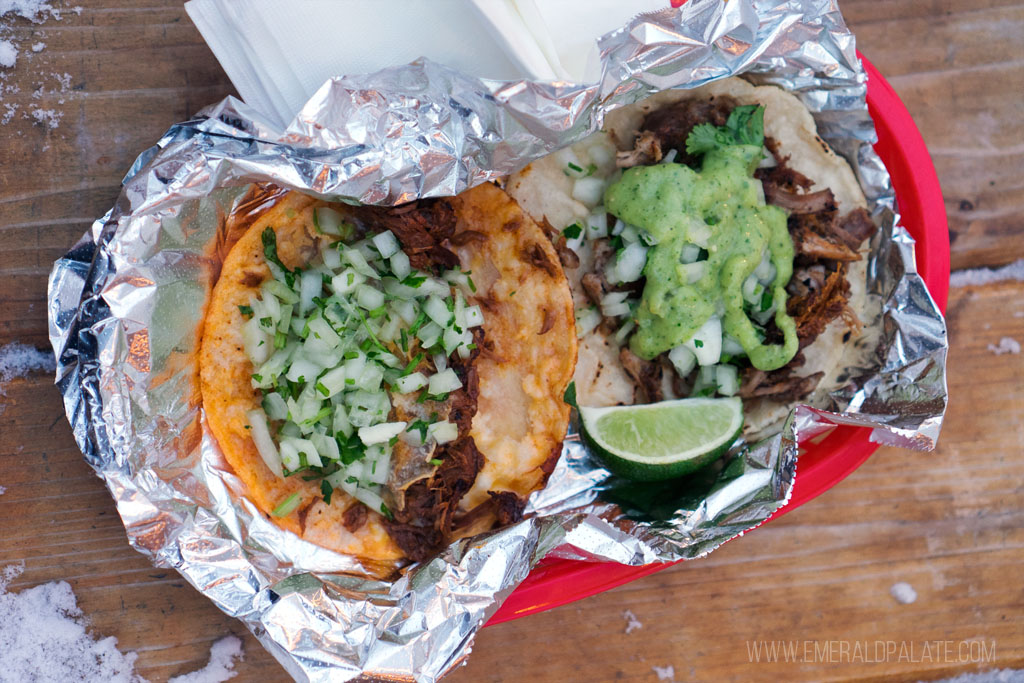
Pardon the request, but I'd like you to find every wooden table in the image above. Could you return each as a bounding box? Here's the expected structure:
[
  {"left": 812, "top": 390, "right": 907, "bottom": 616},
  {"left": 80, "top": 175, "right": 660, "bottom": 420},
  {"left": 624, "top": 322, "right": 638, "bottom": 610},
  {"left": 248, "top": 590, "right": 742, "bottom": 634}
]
[{"left": 1, "top": 1, "right": 1021, "bottom": 681}]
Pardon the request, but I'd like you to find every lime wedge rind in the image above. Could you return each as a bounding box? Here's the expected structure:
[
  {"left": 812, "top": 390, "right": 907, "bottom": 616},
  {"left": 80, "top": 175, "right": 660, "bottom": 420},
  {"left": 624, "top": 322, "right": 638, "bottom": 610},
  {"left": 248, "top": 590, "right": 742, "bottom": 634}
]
[{"left": 579, "top": 397, "right": 744, "bottom": 481}]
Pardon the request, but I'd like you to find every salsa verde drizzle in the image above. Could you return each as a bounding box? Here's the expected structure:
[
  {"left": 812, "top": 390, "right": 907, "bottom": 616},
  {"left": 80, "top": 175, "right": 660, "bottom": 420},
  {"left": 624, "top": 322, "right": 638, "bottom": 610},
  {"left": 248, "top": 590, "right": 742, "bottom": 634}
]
[{"left": 604, "top": 116, "right": 799, "bottom": 372}]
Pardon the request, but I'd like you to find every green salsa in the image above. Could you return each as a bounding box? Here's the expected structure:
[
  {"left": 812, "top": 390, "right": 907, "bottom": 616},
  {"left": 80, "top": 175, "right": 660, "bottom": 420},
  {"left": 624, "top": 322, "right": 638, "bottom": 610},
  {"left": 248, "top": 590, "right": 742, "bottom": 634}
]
[{"left": 603, "top": 144, "right": 798, "bottom": 372}]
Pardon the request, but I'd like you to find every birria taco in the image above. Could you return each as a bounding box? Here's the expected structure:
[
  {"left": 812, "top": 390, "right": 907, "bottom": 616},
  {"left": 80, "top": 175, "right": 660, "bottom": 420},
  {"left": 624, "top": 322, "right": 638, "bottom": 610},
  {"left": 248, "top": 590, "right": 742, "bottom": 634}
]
[
  {"left": 508, "top": 78, "right": 879, "bottom": 438},
  {"left": 200, "top": 183, "right": 576, "bottom": 567}
]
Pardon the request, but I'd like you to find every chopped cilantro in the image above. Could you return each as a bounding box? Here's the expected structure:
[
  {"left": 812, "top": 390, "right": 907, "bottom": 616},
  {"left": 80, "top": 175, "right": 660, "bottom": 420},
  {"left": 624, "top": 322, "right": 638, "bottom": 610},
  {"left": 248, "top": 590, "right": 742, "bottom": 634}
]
[
  {"left": 321, "top": 479, "right": 334, "bottom": 505},
  {"left": 429, "top": 458, "right": 443, "bottom": 466},
  {"left": 694, "top": 339, "right": 704, "bottom": 348},
  {"left": 567, "top": 162, "right": 583, "bottom": 173},
  {"left": 315, "top": 381, "right": 329, "bottom": 396},
  {"left": 238, "top": 305, "right": 253, "bottom": 317},
  {"left": 563, "top": 223, "right": 583, "bottom": 240},
  {"left": 685, "top": 105, "right": 765, "bottom": 157},
  {"left": 380, "top": 503, "right": 394, "bottom": 521}
]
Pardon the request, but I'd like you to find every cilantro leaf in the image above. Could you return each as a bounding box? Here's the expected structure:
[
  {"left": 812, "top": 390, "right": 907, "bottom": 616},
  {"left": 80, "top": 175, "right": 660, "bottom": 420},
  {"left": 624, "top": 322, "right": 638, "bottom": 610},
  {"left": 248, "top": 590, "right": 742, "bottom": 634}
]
[{"left": 684, "top": 105, "right": 766, "bottom": 157}]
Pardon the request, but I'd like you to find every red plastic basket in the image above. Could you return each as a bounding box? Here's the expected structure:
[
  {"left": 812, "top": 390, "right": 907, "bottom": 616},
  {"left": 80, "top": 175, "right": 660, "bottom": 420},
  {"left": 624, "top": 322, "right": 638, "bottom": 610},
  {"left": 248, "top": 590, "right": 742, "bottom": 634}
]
[{"left": 486, "top": 54, "right": 950, "bottom": 626}]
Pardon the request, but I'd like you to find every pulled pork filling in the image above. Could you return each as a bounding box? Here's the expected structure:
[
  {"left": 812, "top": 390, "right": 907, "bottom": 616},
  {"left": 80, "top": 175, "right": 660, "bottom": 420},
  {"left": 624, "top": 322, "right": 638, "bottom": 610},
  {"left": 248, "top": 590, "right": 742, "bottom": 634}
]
[
  {"left": 615, "top": 96, "right": 877, "bottom": 402},
  {"left": 350, "top": 199, "right": 526, "bottom": 562}
]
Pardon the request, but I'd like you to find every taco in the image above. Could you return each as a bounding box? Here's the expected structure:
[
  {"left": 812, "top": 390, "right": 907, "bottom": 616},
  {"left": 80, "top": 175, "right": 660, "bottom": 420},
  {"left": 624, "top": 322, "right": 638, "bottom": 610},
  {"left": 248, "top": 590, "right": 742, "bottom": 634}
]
[
  {"left": 200, "top": 182, "right": 576, "bottom": 567},
  {"left": 507, "top": 78, "right": 879, "bottom": 437}
]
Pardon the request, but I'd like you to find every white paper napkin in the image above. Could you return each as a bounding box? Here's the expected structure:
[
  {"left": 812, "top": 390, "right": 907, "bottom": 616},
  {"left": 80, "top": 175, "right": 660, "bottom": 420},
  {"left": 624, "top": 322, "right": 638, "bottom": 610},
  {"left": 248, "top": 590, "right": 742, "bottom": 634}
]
[{"left": 185, "top": 0, "right": 668, "bottom": 128}]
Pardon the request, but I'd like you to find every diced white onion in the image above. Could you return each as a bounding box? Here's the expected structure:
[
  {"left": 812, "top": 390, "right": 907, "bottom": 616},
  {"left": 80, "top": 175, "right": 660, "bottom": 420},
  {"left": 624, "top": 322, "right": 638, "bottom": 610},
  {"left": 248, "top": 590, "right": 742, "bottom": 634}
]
[
  {"left": 432, "top": 353, "right": 447, "bottom": 373},
  {"left": 263, "top": 392, "right": 289, "bottom": 421},
  {"left": 243, "top": 318, "right": 272, "bottom": 365},
  {"left": 607, "top": 242, "right": 647, "bottom": 284},
  {"left": 306, "top": 316, "right": 341, "bottom": 350},
  {"left": 611, "top": 219, "right": 626, "bottom": 237},
  {"left": 684, "top": 316, "right": 722, "bottom": 366},
  {"left": 427, "top": 421, "right": 458, "bottom": 445},
  {"left": 716, "top": 365, "right": 739, "bottom": 396},
  {"left": 358, "top": 421, "right": 407, "bottom": 445},
  {"left": 355, "top": 283, "right": 385, "bottom": 311},
  {"left": 722, "top": 335, "right": 745, "bottom": 356},
  {"left": 688, "top": 221, "right": 712, "bottom": 249},
  {"left": 424, "top": 295, "right": 451, "bottom": 327},
  {"left": 681, "top": 261, "right": 707, "bottom": 284},
  {"left": 343, "top": 247, "right": 379, "bottom": 279},
  {"left": 371, "top": 230, "right": 400, "bottom": 258},
  {"left": 315, "top": 207, "right": 344, "bottom": 235},
  {"left": 614, "top": 320, "right": 636, "bottom": 345},
  {"left": 299, "top": 269, "right": 322, "bottom": 315},
  {"left": 246, "top": 409, "right": 283, "bottom": 477},
  {"left": 602, "top": 301, "right": 631, "bottom": 318},
  {"left": 576, "top": 306, "right": 602, "bottom": 338},
  {"left": 322, "top": 244, "right": 342, "bottom": 270},
  {"left": 668, "top": 345, "right": 697, "bottom": 377},
  {"left": 428, "top": 368, "right": 463, "bottom": 395},
  {"left": 389, "top": 251, "right": 411, "bottom": 280},
  {"left": 755, "top": 252, "right": 776, "bottom": 283},
  {"left": 463, "top": 305, "right": 484, "bottom": 328},
  {"left": 318, "top": 366, "right": 348, "bottom": 397},
  {"left": 417, "top": 321, "right": 442, "bottom": 349},
  {"left": 678, "top": 244, "right": 700, "bottom": 266},
  {"left": 333, "top": 406, "right": 353, "bottom": 437},
  {"left": 572, "top": 177, "right": 605, "bottom": 207},
  {"left": 395, "top": 372, "right": 427, "bottom": 394},
  {"left": 263, "top": 280, "right": 298, "bottom": 305},
  {"left": 363, "top": 446, "right": 391, "bottom": 485},
  {"left": 286, "top": 357, "right": 322, "bottom": 383},
  {"left": 586, "top": 211, "right": 608, "bottom": 239},
  {"left": 331, "top": 268, "right": 365, "bottom": 296},
  {"left": 661, "top": 149, "right": 678, "bottom": 164},
  {"left": 393, "top": 299, "right": 418, "bottom": 325}
]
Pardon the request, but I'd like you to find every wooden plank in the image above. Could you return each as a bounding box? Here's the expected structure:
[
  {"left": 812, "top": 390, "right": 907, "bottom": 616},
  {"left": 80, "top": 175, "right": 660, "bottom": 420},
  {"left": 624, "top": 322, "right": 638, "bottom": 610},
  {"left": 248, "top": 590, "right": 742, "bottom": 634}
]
[
  {"left": 2, "top": 281, "right": 1020, "bottom": 682},
  {"left": 1, "top": 0, "right": 1022, "bottom": 680}
]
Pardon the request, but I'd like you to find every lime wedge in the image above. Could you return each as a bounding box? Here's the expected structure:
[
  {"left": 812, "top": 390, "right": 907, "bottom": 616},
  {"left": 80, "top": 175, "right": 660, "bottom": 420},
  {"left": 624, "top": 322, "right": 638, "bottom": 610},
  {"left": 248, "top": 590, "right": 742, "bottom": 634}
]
[{"left": 579, "top": 397, "right": 743, "bottom": 482}]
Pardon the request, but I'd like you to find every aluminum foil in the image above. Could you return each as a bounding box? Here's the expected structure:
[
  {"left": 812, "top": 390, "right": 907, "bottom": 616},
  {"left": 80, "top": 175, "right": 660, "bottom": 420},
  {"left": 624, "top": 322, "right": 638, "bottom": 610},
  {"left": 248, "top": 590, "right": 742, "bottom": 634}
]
[{"left": 47, "top": 1, "right": 947, "bottom": 680}]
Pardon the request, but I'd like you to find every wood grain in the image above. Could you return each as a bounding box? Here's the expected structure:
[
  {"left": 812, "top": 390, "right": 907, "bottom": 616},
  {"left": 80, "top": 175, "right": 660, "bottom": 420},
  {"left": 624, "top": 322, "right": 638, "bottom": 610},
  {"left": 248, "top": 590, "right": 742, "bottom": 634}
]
[{"left": 0, "top": 0, "right": 1021, "bottom": 681}]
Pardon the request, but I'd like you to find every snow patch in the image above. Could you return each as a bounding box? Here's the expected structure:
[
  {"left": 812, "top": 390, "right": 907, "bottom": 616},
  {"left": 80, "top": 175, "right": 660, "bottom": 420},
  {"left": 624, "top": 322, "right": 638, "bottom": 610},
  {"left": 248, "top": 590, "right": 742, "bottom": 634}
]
[
  {"left": 890, "top": 581, "right": 917, "bottom": 604},
  {"left": 950, "top": 259, "right": 1024, "bottom": 288},
  {"left": 622, "top": 609, "right": 642, "bottom": 634},
  {"left": 167, "top": 637, "right": 244, "bottom": 683},
  {"left": 0, "top": 563, "right": 246, "bottom": 683},
  {"left": 0, "top": 342, "right": 56, "bottom": 394},
  {"left": 30, "top": 40, "right": 42, "bottom": 51},
  {"left": 0, "top": 38, "right": 15, "bottom": 67},
  {"left": 652, "top": 664, "right": 676, "bottom": 682},
  {"left": 988, "top": 337, "right": 1021, "bottom": 356},
  {"left": 0, "top": 563, "right": 145, "bottom": 683},
  {"left": 0, "top": 485, "right": 6, "bottom": 495},
  {"left": 28, "top": 104, "right": 60, "bottom": 127}
]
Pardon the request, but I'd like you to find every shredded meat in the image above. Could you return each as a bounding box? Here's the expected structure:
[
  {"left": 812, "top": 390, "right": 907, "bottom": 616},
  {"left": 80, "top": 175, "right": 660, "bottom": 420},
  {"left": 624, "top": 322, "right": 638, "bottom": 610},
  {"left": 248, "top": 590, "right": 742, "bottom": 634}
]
[
  {"left": 617, "top": 130, "right": 663, "bottom": 168},
  {"left": 581, "top": 272, "right": 606, "bottom": 308},
  {"left": 787, "top": 264, "right": 853, "bottom": 347},
  {"left": 739, "top": 368, "right": 824, "bottom": 400},
  {"left": 763, "top": 186, "right": 835, "bottom": 214},
  {"left": 385, "top": 436, "right": 485, "bottom": 562},
  {"left": 791, "top": 223, "right": 860, "bottom": 262},
  {"left": 488, "top": 491, "right": 527, "bottom": 526},
  {"left": 837, "top": 207, "right": 877, "bottom": 248},
  {"left": 355, "top": 199, "right": 459, "bottom": 271},
  {"left": 342, "top": 503, "right": 367, "bottom": 532},
  {"left": 620, "top": 347, "right": 663, "bottom": 403},
  {"left": 640, "top": 95, "right": 739, "bottom": 166}
]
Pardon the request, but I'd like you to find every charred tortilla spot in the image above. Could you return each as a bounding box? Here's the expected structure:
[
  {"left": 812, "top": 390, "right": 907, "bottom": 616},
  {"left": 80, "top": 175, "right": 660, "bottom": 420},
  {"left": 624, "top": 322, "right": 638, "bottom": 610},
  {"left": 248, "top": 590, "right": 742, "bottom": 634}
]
[{"left": 240, "top": 270, "right": 264, "bottom": 287}]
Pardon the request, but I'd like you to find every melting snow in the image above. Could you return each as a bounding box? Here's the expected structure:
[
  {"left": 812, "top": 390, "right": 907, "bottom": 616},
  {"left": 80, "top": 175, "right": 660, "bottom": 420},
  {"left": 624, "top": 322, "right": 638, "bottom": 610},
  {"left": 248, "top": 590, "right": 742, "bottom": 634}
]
[
  {"left": 167, "top": 637, "right": 244, "bottom": 683},
  {"left": 622, "top": 609, "right": 643, "bottom": 634},
  {"left": 988, "top": 337, "right": 1021, "bottom": 356},
  {"left": 889, "top": 581, "right": 917, "bottom": 604},
  {"left": 0, "top": 563, "right": 144, "bottom": 682},
  {"left": 950, "top": 259, "right": 1024, "bottom": 288},
  {"left": 652, "top": 664, "right": 676, "bottom": 682},
  {"left": 0, "top": 563, "right": 246, "bottom": 682},
  {"left": 0, "top": 342, "right": 55, "bottom": 394},
  {"left": 0, "top": 38, "right": 15, "bottom": 67}
]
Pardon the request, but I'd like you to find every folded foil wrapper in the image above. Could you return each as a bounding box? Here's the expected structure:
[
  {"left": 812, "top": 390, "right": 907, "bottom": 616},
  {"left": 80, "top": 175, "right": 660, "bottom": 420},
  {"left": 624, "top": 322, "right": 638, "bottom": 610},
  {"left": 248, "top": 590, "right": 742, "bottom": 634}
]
[{"left": 47, "top": 0, "right": 948, "bottom": 680}]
